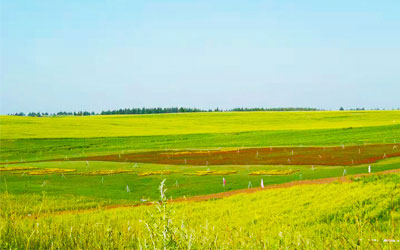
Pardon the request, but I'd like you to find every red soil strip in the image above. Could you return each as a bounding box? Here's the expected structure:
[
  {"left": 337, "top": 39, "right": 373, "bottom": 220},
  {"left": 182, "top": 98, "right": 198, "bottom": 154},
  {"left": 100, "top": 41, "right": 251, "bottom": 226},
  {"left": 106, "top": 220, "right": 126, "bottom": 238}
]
[
  {"left": 3, "top": 144, "right": 400, "bottom": 167},
  {"left": 30, "top": 168, "right": 400, "bottom": 218},
  {"left": 70, "top": 144, "right": 400, "bottom": 166}
]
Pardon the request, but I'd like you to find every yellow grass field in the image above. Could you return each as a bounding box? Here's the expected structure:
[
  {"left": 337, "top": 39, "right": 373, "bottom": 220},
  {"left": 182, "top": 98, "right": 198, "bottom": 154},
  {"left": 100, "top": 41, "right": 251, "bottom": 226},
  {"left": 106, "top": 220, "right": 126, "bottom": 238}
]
[{"left": 1, "top": 111, "right": 399, "bottom": 139}]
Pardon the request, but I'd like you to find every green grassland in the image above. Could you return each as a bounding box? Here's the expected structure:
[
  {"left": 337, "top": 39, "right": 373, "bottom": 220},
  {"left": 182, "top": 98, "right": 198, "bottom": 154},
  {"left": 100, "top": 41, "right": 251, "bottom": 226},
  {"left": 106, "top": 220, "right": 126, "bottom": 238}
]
[
  {"left": 1, "top": 110, "right": 400, "bottom": 202},
  {"left": 1, "top": 111, "right": 400, "bottom": 249},
  {"left": 1, "top": 111, "right": 400, "bottom": 162},
  {"left": 2, "top": 158, "right": 400, "bottom": 205},
  {"left": 2, "top": 173, "right": 399, "bottom": 249}
]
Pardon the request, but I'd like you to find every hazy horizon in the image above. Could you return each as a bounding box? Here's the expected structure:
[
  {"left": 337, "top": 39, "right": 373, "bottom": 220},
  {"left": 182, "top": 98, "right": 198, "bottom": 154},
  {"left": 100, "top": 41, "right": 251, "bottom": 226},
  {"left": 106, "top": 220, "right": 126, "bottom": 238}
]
[{"left": 1, "top": 0, "right": 399, "bottom": 114}]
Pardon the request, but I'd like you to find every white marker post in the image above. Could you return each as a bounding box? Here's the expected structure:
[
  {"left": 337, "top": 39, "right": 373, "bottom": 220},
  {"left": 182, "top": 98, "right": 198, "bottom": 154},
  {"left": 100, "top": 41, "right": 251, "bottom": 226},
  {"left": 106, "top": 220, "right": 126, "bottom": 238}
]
[
  {"left": 368, "top": 165, "right": 371, "bottom": 173},
  {"left": 261, "top": 179, "right": 264, "bottom": 188},
  {"left": 223, "top": 177, "right": 226, "bottom": 191}
]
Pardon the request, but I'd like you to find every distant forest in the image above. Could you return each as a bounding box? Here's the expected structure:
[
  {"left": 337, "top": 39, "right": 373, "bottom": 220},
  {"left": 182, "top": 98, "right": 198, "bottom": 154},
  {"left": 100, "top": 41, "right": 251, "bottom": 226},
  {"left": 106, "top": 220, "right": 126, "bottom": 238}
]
[
  {"left": 10, "top": 107, "right": 323, "bottom": 117},
  {"left": 9, "top": 107, "right": 397, "bottom": 117}
]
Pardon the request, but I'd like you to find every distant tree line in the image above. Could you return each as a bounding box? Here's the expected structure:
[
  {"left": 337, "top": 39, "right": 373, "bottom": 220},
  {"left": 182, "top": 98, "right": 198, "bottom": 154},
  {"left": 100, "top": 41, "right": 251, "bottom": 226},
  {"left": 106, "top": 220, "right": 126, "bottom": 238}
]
[
  {"left": 12, "top": 111, "right": 96, "bottom": 117},
  {"left": 56, "top": 111, "right": 95, "bottom": 116},
  {"left": 100, "top": 107, "right": 207, "bottom": 115},
  {"left": 231, "top": 107, "right": 318, "bottom": 112},
  {"left": 9, "top": 107, "right": 208, "bottom": 117},
  {"left": 8, "top": 107, "right": 399, "bottom": 117},
  {"left": 339, "top": 107, "right": 395, "bottom": 111}
]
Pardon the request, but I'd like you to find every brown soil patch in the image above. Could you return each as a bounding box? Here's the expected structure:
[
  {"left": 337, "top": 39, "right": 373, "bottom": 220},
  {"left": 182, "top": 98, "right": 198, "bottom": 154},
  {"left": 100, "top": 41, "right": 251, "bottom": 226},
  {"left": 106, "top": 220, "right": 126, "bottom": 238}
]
[{"left": 72, "top": 144, "right": 400, "bottom": 166}]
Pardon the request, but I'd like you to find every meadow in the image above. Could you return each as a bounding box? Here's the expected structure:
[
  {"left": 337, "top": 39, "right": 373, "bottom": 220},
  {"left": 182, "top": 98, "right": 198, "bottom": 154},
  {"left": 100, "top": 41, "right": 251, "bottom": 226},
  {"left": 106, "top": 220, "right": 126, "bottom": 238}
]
[
  {"left": 1, "top": 173, "right": 400, "bottom": 249},
  {"left": 1, "top": 111, "right": 400, "bottom": 163},
  {"left": 1, "top": 110, "right": 400, "bottom": 249},
  {"left": 2, "top": 111, "right": 399, "bottom": 139}
]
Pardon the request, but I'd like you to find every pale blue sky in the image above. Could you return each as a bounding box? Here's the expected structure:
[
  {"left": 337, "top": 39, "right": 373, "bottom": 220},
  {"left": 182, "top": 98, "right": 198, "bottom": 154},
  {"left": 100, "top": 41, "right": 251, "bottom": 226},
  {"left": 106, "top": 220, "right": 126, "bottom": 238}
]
[{"left": 1, "top": 0, "right": 399, "bottom": 114}]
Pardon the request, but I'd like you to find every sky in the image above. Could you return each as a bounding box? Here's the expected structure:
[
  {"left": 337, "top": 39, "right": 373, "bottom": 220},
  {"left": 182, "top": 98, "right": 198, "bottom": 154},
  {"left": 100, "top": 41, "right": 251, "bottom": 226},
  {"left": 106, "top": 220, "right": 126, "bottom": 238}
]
[{"left": 1, "top": 0, "right": 399, "bottom": 114}]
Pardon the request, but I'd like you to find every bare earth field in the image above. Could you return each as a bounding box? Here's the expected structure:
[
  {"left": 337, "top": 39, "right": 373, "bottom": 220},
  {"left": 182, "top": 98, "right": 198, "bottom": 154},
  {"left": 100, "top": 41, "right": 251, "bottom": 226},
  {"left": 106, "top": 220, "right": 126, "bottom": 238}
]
[{"left": 68, "top": 143, "right": 400, "bottom": 166}]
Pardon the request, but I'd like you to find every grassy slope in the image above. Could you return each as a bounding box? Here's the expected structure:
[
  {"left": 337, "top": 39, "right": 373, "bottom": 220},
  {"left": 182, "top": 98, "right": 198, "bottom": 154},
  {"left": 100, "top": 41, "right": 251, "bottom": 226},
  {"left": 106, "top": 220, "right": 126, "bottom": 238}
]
[
  {"left": 1, "top": 117, "right": 400, "bottom": 163},
  {"left": 1, "top": 111, "right": 400, "bottom": 248},
  {"left": 2, "top": 173, "right": 399, "bottom": 249},
  {"left": 2, "top": 158, "right": 400, "bottom": 203},
  {"left": 1, "top": 110, "right": 400, "bottom": 204},
  {"left": 1, "top": 111, "right": 400, "bottom": 139}
]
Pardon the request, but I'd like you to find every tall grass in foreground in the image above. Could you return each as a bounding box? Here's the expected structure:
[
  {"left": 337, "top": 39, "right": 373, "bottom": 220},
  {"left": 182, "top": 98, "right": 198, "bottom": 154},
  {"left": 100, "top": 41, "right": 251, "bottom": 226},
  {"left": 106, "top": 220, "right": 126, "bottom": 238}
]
[
  {"left": 139, "top": 179, "right": 193, "bottom": 249},
  {"left": 1, "top": 174, "right": 400, "bottom": 249}
]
